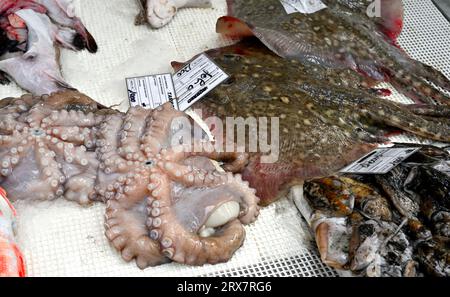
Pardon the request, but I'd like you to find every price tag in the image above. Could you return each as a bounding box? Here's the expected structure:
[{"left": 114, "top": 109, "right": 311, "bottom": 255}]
[
  {"left": 126, "top": 73, "right": 178, "bottom": 110},
  {"left": 340, "top": 147, "right": 421, "bottom": 175},
  {"left": 280, "top": 0, "right": 327, "bottom": 14},
  {"left": 173, "top": 54, "right": 229, "bottom": 111}
]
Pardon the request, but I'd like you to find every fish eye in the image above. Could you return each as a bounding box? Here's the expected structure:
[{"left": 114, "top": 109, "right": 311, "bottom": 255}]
[
  {"left": 145, "top": 160, "right": 154, "bottom": 166},
  {"left": 223, "top": 54, "right": 241, "bottom": 61},
  {"left": 222, "top": 76, "right": 235, "bottom": 86},
  {"left": 24, "top": 53, "right": 37, "bottom": 61}
]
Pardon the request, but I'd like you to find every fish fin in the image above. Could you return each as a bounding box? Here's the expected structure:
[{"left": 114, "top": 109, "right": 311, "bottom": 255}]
[
  {"left": 225, "top": 0, "right": 234, "bottom": 16},
  {"left": 135, "top": 2, "right": 148, "bottom": 26},
  {"left": 250, "top": 26, "right": 351, "bottom": 70},
  {"left": 171, "top": 61, "right": 185, "bottom": 72},
  {"left": 44, "top": 71, "right": 76, "bottom": 91},
  {"left": 73, "top": 22, "right": 98, "bottom": 53},
  {"left": 405, "top": 104, "right": 450, "bottom": 118},
  {"left": 82, "top": 28, "right": 98, "bottom": 53},
  {"left": 365, "top": 100, "right": 450, "bottom": 143},
  {"left": 216, "top": 16, "right": 253, "bottom": 38}
]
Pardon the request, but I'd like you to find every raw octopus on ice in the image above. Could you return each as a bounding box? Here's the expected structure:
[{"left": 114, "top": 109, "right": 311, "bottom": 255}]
[
  {"left": 217, "top": 0, "right": 450, "bottom": 106},
  {"left": 0, "top": 91, "right": 260, "bottom": 269},
  {"left": 0, "top": 0, "right": 97, "bottom": 95}
]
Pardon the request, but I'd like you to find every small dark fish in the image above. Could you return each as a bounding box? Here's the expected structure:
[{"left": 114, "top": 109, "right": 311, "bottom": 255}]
[{"left": 302, "top": 146, "right": 450, "bottom": 276}]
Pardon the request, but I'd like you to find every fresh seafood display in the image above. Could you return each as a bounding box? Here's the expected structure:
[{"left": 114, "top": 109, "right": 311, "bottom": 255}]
[
  {"left": 216, "top": 0, "right": 450, "bottom": 106},
  {"left": 0, "top": 187, "right": 25, "bottom": 277},
  {"left": 173, "top": 39, "right": 450, "bottom": 206},
  {"left": 135, "top": 0, "right": 212, "bottom": 28},
  {"left": 0, "top": 0, "right": 97, "bottom": 95},
  {"left": 299, "top": 146, "right": 450, "bottom": 277},
  {"left": 0, "top": 91, "right": 260, "bottom": 269}
]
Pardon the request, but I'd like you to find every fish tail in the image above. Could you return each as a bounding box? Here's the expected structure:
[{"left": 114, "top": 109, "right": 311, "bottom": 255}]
[
  {"left": 406, "top": 104, "right": 450, "bottom": 118},
  {"left": 364, "top": 100, "right": 450, "bottom": 143},
  {"left": 226, "top": 0, "right": 234, "bottom": 16},
  {"left": 81, "top": 27, "right": 98, "bottom": 53},
  {"left": 416, "top": 62, "right": 450, "bottom": 93},
  {"left": 74, "top": 21, "right": 98, "bottom": 53},
  {"left": 390, "top": 70, "right": 450, "bottom": 106}
]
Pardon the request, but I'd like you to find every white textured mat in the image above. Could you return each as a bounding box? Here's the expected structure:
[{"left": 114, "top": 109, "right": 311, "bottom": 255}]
[{"left": 1, "top": 0, "right": 449, "bottom": 277}]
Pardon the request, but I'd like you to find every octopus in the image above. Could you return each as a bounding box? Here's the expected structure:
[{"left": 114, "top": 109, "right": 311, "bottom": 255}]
[
  {"left": 171, "top": 38, "right": 450, "bottom": 206},
  {"left": 135, "top": 0, "right": 212, "bottom": 28},
  {"left": 0, "top": 91, "right": 260, "bottom": 269},
  {"left": 0, "top": 0, "right": 97, "bottom": 95},
  {"left": 216, "top": 0, "right": 450, "bottom": 106}
]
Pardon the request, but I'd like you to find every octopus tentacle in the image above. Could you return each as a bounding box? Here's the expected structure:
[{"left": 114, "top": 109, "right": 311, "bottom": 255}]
[
  {"left": 162, "top": 142, "right": 249, "bottom": 173},
  {"left": 104, "top": 166, "right": 167, "bottom": 268},
  {"left": 140, "top": 103, "right": 187, "bottom": 156},
  {"left": 96, "top": 114, "right": 129, "bottom": 174},
  {"left": 0, "top": 114, "right": 26, "bottom": 134},
  {"left": 65, "top": 172, "right": 96, "bottom": 205},
  {"left": 119, "top": 107, "right": 149, "bottom": 162},
  {"left": 0, "top": 142, "right": 28, "bottom": 178},
  {"left": 34, "top": 142, "right": 65, "bottom": 200},
  {"left": 47, "top": 126, "right": 95, "bottom": 146},
  {"left": 46, "top": 139, "right": 97, "bottom": 168},
  {"left": 147, "top": 164, "right": 259, "bottom": 265},
  {"left": 44, "top": 109, "right": 101, "bottom": 127}
]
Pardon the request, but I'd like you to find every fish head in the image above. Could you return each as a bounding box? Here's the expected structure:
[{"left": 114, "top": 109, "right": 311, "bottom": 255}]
[
  {"left": 0, "top": 9, "right": 75, "bottom": 95},
  {"left": 0, "top": 48, "right": 74, "bottom": 95},
  {"left": 304, "top": 176, "right": 356, "bottom": 217}
]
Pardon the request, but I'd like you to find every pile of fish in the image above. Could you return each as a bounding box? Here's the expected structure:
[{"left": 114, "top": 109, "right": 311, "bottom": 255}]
[
  {"left": 0, "top": 0, "right": 97, "bottom": 95},
  {"left": 0, "top": 187, "right": 25, "bottom": 277},
  {"left": 178, "top": 38, "right": 449, "bottom": 206},
  {"left": 297, "top": 145, "right": 450, "bottom": 277},
  {"left": 217, "top": 0, "right": 450, "bottom": 106}
]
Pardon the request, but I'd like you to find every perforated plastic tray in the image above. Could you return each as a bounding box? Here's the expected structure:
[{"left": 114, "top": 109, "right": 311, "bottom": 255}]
[{"left": 2, "top": 0, "right": 450, "bottom": 277}]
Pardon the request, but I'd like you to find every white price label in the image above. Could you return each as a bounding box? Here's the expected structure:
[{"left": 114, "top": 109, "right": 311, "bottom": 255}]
[
  {"left": 280, "top": 0, "right": 327, "bottom": 14},
  {"left": 340, "top": 147, "right": 421, "bottom": 175},
  {"left": 173, "top": 54, "right": 229, "bottom": 111},
  {"left": 126, "top": 73, "right": 178, "bottom": 110}
]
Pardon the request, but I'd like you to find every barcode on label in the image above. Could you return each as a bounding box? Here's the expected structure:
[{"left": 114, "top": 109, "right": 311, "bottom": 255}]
[
  {"left": 340, "top": 147, "right": 421, "bottom": 174},
  {"left": 173, "top": 54, "right": 229, "bottom": 111},
  {"left": 126, "top": 73, "right": 178, "bottom": 110}
]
